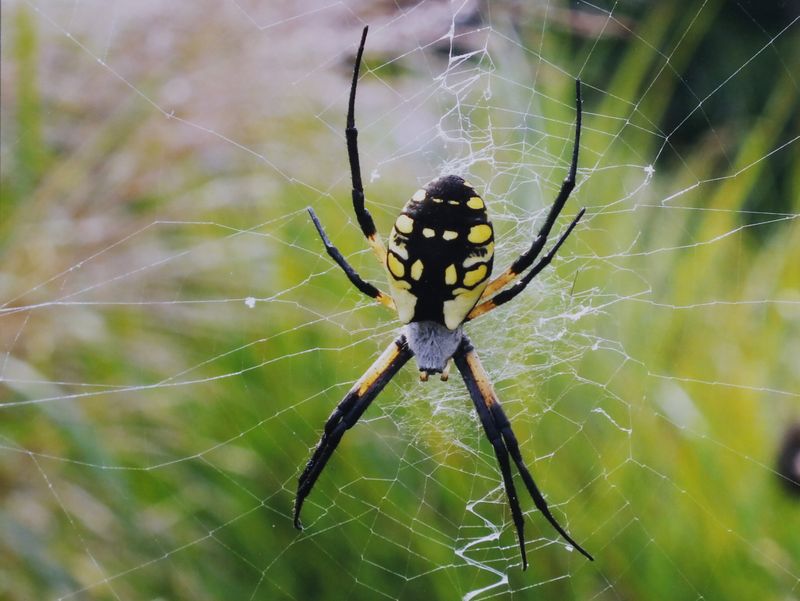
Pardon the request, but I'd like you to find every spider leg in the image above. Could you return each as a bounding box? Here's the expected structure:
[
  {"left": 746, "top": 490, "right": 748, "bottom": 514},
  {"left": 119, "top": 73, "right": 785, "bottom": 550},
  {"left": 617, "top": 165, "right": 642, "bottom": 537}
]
[
  {"left": 488, "top": 393, "right": 594, "bottom": 561},
  {"left": 453, "top": 337, "right": 592, "bottom": 568},
  {"left": 308, "top": 208, "right": 395, "bottom": 310},
  {"left": 478, "top": 79, "right": 584, "bottom": 302},
  {"left": 467, "top": 208, "right": 584, "bottom": 320},
  {"left": 453, "top": 339, "right": 530, "bottom": 569},
  {"left": 346, "top": 25, "right": 388, "bottom": 265},
  {"left": 294, "top": 335, "right": 413, "bottom": 529}
]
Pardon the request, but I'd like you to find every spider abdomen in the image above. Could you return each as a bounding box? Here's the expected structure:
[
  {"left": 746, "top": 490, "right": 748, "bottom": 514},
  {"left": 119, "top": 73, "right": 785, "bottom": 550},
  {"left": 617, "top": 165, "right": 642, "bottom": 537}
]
[{"left": 386, "top": 175, "right": 494, "bottom": 329}]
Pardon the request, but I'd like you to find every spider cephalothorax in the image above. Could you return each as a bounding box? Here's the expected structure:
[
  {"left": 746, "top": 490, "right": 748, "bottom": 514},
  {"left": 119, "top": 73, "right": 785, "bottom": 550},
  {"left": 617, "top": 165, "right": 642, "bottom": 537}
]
[{"left": 295, "top": 26, "right": 592, "bottom": 570}]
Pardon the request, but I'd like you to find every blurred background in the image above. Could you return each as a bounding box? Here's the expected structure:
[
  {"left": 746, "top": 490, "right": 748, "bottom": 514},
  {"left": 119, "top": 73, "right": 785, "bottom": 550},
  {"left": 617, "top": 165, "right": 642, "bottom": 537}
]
[{"left": 1, "top": 1, "right": 798, "bottom": 599}]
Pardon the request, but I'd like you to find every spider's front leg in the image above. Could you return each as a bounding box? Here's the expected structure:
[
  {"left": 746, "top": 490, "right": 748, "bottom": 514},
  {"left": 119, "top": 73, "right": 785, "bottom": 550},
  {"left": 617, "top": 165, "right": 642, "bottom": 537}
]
[
  {"left": 294, "top": 335, "right": 413, "bottom": 529},
  {"left": 453, "top": 336, "right": 593, "bottom": 569}
]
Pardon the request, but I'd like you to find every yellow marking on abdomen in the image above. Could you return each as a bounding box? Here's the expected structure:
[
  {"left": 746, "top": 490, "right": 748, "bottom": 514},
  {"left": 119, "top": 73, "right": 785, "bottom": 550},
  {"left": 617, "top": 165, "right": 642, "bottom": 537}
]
[
  {"left": 395, "top": 214, "right": 414, "bottom": 234},
  {"left": 443, "top": 278, "right": 488, "bottom": 329},
  {"left": 467, "top": 196, "right": 484, "bottom": 210},
  {"left": 387, "top": 253, "right": 405, "bottom": 278},
  {"left": 463, "top": 264, "right": 488, "bottom": 287},
  {"left": 463, "top": 242, "right": 494, "bottom": 268},
  {"left": 468, "top": 224, "right": 493, "bottom": 244},
  {"left": 410, "top": 260, "right": 424, "bottom": 281},
  {"left": 445, "top": 264, "right": 457, "bottom": 285},
  {"left": 389, "top": 284, "right": 417, "bottom": 323}
]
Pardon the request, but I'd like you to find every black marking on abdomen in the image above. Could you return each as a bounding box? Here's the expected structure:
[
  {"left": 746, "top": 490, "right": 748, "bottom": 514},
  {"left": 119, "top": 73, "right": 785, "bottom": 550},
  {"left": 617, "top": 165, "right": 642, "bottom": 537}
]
[{"left": 393, "top": 175, "right": 493, "bottom": 324}]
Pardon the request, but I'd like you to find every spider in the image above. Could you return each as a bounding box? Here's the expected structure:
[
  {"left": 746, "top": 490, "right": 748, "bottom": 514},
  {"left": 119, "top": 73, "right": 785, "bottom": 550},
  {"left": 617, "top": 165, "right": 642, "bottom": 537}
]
[{"left": 294, "top": 26, "right": 592, "bottom": 570}]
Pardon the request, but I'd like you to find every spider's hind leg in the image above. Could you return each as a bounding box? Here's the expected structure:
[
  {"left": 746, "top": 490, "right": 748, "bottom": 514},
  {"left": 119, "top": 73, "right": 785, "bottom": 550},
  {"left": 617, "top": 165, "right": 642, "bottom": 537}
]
[
  {"left": 345, "top": 25, "right": 389, "bottom": 266},
  {"left": 468, "top": 79, "right": 585, "bottom": 321},
  {"left": 307, "top": 208, "right": 395, "bottom": 311}
]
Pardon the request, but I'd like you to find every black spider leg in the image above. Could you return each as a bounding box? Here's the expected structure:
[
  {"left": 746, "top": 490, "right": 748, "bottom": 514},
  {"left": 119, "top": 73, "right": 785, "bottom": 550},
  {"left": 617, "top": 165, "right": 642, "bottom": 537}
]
[
  {"left": 294, "top": 336, "right": 413, "bottom": 529},
  {"left": 346, "top": 26, "right": 382, "bottom": 247},
  {"left": 476, "top": 79, "right": 584, "bottom": 308},
  {"left": 307, "top": 207, "right": 393, "bottom": 307},
  {"left": 453, "top": 338, "right": 530, "bottom": 569},
  {"left": 478, "top": 206, "right": 585, "bottom": 313},
  {"left": 507, "top": 79, "right": 583, "bottom": 277},
  {"left": 453, "top": 337, "right": 593, "bottom": 569},
  {"left": 487, "top": 382, "right": 594, "bottom": 562}
]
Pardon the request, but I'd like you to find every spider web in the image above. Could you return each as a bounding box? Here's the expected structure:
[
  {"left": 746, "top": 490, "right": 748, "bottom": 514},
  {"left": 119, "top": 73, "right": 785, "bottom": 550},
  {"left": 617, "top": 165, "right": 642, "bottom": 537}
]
[{"left": 2, "top": 1, "right": 799, "bottom": 599}]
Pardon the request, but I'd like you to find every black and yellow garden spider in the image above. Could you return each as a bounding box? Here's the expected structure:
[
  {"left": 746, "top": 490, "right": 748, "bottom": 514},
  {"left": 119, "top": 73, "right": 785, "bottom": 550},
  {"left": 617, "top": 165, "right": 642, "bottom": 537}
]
[{"left": 295, "top": 26, "right": 592, "bottom": 570}]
